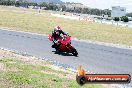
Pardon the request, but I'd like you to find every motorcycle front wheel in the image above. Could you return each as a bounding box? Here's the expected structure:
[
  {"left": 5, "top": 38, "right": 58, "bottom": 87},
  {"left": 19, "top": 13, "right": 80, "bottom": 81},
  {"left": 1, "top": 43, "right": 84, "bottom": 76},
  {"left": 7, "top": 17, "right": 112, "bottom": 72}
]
[{"left": 71, "top": 46, "right": 78, "bottom": 56}]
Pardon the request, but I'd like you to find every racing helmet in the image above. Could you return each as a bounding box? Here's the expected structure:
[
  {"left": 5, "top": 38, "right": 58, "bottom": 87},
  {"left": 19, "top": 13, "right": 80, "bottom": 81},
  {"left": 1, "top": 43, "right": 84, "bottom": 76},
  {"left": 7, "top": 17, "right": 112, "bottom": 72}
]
[
  {"left": 54, "top": 26, "right": 61, "bottom": 35},
  {"left": 54, "top": 26, "right": 61, "bottom": 31}
]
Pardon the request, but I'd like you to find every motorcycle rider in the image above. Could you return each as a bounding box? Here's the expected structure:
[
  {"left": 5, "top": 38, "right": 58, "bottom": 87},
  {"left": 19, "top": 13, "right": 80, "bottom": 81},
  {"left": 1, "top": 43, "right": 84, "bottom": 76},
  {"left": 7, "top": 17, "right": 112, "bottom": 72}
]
[{"left": 52, "top": 26, "right": 67, "bottom": 50}]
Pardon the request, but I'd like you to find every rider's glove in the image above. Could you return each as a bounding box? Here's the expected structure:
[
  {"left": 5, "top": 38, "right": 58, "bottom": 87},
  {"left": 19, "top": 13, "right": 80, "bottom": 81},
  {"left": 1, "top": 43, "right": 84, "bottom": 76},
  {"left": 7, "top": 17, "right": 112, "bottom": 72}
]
[
  {"left": 55, "top": 40, "right": 59, "bottom": 45},
  {"left": 57, "top": 40, "right": 61, "bottom": 45}
]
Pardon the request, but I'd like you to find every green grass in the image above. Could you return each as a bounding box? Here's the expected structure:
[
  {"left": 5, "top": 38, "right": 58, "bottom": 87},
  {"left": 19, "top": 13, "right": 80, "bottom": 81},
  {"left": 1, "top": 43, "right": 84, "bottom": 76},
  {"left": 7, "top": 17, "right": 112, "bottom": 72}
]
[
  {"left": 0, "top": 57, "right": 103, "bottom": 88},
  {"left": 0, "top": 6, "right": 132, "bottom": 46},
  {"left": 0, "top": 58, "right": 14, "bottom": 63}
]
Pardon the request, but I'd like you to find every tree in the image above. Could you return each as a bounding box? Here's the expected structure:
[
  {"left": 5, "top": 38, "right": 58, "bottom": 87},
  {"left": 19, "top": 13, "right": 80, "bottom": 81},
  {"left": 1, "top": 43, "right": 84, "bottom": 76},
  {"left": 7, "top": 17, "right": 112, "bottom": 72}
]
[
  {"left": 10, "top": 0, "right": 15, "bottom": 6},
  {"left": 39, "top": 2, "right": 47, "bottom": 7},
  {"left": 74, "top": 7, "right": 82, "bottom": 13},
  {"left": 15, "top": 0, "right": 20, "bottom": 7},
  {"left": 121, "top": 16, "right": 129, "bottom": 22},
  {"left": 0, "top": 0, "right": 15, "bottom": 6},
  {"left": 28, "top": 2, "right": 38, "bottom": 6},
  {"left": 46, "top": 3, "right": 58, "bottom": 11},
  {"left": 103, "top": 9, "right": 111, "bottom": 17},
  {"left": 82, "top": 8, "right": 89, "bottom": 14},
  {"left": 60, "top": 4, "right": 66, "bottom": 11},
  {"left": 113, "top": 17, "right": 120, "bottom": 21},
  {"left": 113, "top": 17, "right": 120, "bottom": 26}
]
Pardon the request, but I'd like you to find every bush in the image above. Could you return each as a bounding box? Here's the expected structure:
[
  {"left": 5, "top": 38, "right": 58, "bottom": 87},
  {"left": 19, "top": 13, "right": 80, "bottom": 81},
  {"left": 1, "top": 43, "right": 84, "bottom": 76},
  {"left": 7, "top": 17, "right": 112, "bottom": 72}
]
[
  {"left": 106, "top": 18, "right": 112, "bottom": 20},
  {"left": 15, "top": 1, "right": 20, "bottom": 7},
  {"left": 113, "top": 17, "right": 120, "bottom": 21},
  {"left": 95, "top": 17, "right": 103, "bottom": 20},
  {"left": 121, "top": 16, "right": 129, "bottom": 22}
]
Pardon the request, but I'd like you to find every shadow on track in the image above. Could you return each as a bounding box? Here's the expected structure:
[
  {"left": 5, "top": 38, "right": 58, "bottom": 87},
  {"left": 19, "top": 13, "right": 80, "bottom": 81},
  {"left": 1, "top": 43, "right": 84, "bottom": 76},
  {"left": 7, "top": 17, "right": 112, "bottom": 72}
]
[{"left": 52, "top": 51, "right": 78, "bottom": 57}]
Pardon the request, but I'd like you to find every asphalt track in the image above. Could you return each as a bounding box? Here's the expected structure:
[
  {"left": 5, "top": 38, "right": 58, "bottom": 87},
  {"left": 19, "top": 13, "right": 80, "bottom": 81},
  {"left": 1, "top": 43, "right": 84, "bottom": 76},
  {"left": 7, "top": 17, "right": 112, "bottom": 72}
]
[{"left": 0, "top": 29, "right": 132, "bottom": 76}]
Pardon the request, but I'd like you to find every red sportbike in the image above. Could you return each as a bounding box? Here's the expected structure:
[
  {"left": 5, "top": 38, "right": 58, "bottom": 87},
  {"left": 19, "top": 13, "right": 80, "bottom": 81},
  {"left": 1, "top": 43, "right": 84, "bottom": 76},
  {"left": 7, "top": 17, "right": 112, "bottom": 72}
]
[{"left": 48, "top": 34, "right": 78, "bottom": 56}]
